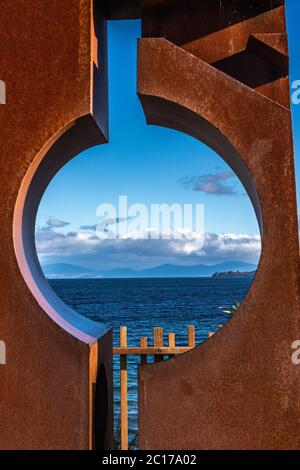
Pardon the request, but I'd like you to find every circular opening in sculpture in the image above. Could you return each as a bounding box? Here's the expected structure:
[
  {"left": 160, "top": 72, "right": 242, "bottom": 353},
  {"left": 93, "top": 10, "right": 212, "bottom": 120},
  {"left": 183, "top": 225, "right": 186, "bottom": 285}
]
[
  {"left": 32, "top": 111, "right": 261, "bottom": 446},
  {"left": 34, "top": 129, "right": 261, "bottom": 342},
  {"left": 13, "top": 20, "right": 262, "bottom": 447}
]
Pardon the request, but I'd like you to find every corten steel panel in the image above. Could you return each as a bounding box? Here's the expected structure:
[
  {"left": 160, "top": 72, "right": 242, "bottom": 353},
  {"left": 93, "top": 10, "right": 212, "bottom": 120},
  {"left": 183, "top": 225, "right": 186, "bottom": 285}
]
[
  {"left": 0, "top": 0, "right": 112, "bottom": 449},
  {"left": 138, "top": 1, "right": 300, "bottom": 449}
]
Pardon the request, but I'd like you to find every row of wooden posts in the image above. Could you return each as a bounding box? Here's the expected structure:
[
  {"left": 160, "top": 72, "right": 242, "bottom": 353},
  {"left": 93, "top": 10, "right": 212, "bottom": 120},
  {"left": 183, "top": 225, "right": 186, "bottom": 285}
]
[{"left": 113, "top": 325, "right": 217, "bottom": 450}]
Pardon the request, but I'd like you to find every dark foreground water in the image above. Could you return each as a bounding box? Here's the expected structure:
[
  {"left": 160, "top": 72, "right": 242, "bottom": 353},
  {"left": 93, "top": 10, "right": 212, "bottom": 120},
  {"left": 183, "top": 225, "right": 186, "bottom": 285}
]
[{"left": 50, "top": 277, "right": 252, "bottom": 447}]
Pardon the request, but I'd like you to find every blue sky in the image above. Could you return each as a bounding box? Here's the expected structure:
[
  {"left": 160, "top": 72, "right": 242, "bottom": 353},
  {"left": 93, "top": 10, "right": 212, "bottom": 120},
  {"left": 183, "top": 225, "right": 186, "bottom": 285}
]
[{"left": 35, "top": 1, "right": 299, "bottom": 271}]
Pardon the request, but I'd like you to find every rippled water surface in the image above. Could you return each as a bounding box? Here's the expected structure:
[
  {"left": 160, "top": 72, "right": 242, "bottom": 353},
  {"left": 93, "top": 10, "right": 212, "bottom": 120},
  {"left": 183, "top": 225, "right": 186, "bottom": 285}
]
[{"left": 50, "top": 277, "right": 252, "bottom": 446}]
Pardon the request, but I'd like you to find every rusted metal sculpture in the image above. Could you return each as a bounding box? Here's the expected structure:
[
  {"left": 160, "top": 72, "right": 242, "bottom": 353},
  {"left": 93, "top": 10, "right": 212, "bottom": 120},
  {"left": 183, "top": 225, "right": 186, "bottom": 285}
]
[
  {"left": 0, "top": 0, "right": 112, "bottom": 449},
  {"left": 0, "top": 0, "right": 299, "bottom": 451},
  {"left": 137, "top": 0, "right": 300, "bottom": 449}
]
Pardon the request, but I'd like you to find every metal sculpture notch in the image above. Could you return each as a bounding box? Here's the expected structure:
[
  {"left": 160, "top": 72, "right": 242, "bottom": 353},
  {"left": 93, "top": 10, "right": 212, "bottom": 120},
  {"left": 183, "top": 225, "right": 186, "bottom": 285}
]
[{"left": 0, "top": 80, "right": 5, "bottom": 104}]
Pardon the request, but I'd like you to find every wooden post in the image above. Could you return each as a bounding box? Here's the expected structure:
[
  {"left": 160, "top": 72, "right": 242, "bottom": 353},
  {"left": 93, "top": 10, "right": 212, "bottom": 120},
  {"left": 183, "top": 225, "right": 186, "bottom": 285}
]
[
  {"left": 113, "top": 325, "right": 198, "bottom": 449},
  {"left": 168, "top": 332, "right": 175, "bottom": 358},
  {"left": 120, "top": 326, "right": 128, "bottom": 451},
  {"left": 153, "top": 327, "right": 164, "bottom": 362},
  {"left": 140, "top": 336, "right": 148, "bottom": 365},
  {"left": 168, "top": 332, "right": 175, "bottom": 348},
  {"left": 188, "top": 325, "right": 195, "bottom": 348}
]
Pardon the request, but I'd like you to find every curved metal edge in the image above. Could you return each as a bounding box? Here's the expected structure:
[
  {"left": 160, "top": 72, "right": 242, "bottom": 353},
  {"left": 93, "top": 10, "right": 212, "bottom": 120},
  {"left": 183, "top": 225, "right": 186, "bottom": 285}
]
[
  {"left": 13, "top": 115, "right": 111, "bottom": 345},
  {"left": 138, "top": 92, "right": 263, "bottom": 235},
  {"left": 137, "top": 62, "right": 264, "bottom": 374}
]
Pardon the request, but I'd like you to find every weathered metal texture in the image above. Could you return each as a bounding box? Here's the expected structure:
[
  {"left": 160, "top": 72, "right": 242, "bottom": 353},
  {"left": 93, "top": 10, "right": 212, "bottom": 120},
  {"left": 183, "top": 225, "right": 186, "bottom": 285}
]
[
  {"left": 138, "top": 1, "right": 300, "bottom": 449},
  {"left": 0, "top": 0, "right": 112, "bottom": 449}
]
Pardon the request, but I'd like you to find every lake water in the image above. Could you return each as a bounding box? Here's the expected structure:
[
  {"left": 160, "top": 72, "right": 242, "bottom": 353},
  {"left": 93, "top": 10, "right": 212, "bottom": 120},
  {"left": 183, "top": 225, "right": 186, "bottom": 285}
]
[{"left": 50, "top": 277, "right": 253, "bottom": 447}]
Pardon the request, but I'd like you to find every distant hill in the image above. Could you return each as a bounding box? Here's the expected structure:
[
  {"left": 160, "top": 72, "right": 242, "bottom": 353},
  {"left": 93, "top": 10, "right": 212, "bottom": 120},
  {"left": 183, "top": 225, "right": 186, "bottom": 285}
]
[
  {"left": 42, "top": 261, "right": 257, "bottom": 279},
  {"left": 42, "top": 263, "right": 100, "bottom": 279},
  {"left": 212, "top": 270, "right": 256, "bottom": 278}
]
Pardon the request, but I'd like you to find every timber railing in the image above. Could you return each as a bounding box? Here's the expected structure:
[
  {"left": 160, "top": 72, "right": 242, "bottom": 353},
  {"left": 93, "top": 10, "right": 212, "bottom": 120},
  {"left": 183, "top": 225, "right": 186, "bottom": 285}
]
[{"left": 113, "top": 325, "right": 199, "bottom": 450}]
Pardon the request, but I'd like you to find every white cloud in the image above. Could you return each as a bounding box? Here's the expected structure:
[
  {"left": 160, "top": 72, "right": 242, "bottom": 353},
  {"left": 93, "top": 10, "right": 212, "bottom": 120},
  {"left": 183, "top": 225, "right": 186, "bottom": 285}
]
[{"left": 40, "top": 218, "right": 70, "bottom": 231}]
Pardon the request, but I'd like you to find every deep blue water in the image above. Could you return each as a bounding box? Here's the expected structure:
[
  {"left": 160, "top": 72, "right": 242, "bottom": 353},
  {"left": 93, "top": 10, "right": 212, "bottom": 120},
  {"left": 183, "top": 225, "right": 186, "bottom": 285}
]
[{"left": 50, "top": 277, "right": 252, "bottom": 446}]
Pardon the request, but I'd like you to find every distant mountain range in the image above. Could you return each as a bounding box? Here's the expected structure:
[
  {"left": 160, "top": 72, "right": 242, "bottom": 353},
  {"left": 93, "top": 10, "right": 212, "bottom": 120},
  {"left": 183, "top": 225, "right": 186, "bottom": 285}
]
[{"left": 42, "top": 261, "right": 257, "bottom": 279}]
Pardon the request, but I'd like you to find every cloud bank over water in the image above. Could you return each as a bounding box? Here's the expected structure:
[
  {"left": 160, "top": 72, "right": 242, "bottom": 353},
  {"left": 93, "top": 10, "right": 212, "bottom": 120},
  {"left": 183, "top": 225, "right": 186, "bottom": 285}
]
[{"left": 36, "top": 221, "right": 261, "bottom": 270}]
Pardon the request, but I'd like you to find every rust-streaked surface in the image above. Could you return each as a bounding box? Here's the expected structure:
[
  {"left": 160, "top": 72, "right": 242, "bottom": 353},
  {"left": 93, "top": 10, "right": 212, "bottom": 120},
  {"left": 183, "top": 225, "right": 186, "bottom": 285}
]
[
  {"left": 138, "top": 1, "right": 300, "bottom": 449},
  {"left": 0, "top": 0, "right": 111, "bottom": 449}
]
